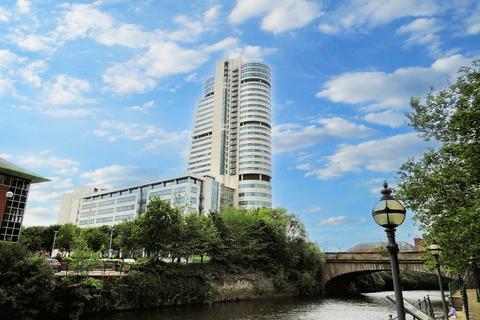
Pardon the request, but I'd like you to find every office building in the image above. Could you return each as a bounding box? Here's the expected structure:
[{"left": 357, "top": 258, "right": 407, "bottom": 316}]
[
  {"left": 58, "top": 174, "right": 234, "bottom": 228},
  {"left": 187, "top": 57, "right": 272, "bottom": 208},
  {"left": 0, "top": 157, "right": 49, "bottom": 242}
]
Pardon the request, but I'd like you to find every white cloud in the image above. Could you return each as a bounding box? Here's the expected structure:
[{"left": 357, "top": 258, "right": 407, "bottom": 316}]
[
  {"left": 18, "top": 60, "right": 47, "bottom": 87},
  {"left": 320, "top": 216, "right": 365, "bottom": 225},
  {"left": 229, "top": 0, "right": 321, "bottom": 34},
  {"left": 397, "top": 18, "right": 443, "bottom": 56},
  {"left": 0, "top": 49, "right": 22, "bottom": 69},
  {"left": 317, "top": 54, "right": 471, "bottom": 111},
  {"left": 0, "top": 7, "right": 10, "bottom": 22},
  {"left": 80, "top": 164, "right": 155, "bottom": 189},
  {"left": 465, "top": 2, "right": 480, "bottom": 35},
  {"left": 16, "top": 0, "right": 31, "bottom": 14},
  {"left": 307, "top": 206, "right": 322, "bottom": 213},
  {"left": 102, "top": 63, "right": 157, "bottom": 95},
  {"left": 93, "top": 120, "right": 190, "bottom": 152},
  {"left": 44, "top": 75, "right": 93, "bottom": 105},
  {"left": 140, "top": 41, "right": 210, "bottom": 78},
  {"left": 42, "top": 107, "right": 96, "bottom": 118},
  {"left": 185, "top": 73, "right": 199, "bottom": 82},
  {"left": 94, "top": 24, "right": 162, "bottom": 48},
  {"left": 364, "top": 110, "right": 406, "bottom": 128},
  {"left": 15, "top": 34, "right": 53, "bottom": 52},
  {"left": 318, "top": 0, "right": 440, "bottom": 34},
  {"left": 126, "top": 100, "right": 155, "bottom": 113},
  {"left": 14, "top": 152, "right": 80, "bottom": 176},
  {"left": 273, "top": 117, "right": 373, "bottom": 153},
  {"left": 55, "top": 3, "right": 114, "bottom": 42},
  {"left": 300, "top": 132, "right": 434, "bottom": 180},
  {"left": 226, "top": 45, "right": 276, "bottom": 62},
  {"left": 23, "top": 205, "right": 59, "bottom": 226},
  {"left": 0, "top": 77, "right": 12, "bottom": 94},
  {"left": 204, "top": 5, "right": 221, "bottom": 25},
  {"left": 102, "top": 36, "right": 263, "bottom": 95}
]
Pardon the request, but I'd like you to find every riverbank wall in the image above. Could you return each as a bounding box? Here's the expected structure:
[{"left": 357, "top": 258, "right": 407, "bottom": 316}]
[
  {"left": 213, "top": 273, "right": 298, "bottom": 302},
  {"left": 88, "top": 269, "right": 303, "bottom": 316}
]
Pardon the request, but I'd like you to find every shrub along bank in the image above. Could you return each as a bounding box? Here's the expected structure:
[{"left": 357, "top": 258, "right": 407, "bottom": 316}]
[{"left": 1, "top": 203, "right": 325, "bottom": 319}]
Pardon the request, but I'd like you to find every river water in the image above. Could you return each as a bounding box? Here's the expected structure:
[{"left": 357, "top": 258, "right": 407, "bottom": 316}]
[{"left": 91, "top": 291, "right": 446, "bottom": 320}]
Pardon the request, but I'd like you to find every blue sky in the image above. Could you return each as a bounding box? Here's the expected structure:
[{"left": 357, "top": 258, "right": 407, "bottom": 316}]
[{"left": 1, "top": 0, "right": 479, "bottom": 251}]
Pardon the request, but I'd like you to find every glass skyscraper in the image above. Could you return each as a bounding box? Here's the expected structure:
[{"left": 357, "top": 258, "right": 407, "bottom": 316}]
[{"left": 187, "top": 58, "right": 272, "bottom": 208}]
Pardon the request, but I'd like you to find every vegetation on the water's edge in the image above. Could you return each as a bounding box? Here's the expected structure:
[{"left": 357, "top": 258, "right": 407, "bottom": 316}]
[
  {"left": 397, "top": 59, "right": 480, "bottom": 274},
  {"left": 0, "top": 203, "right": 325, "bottom": 320}
]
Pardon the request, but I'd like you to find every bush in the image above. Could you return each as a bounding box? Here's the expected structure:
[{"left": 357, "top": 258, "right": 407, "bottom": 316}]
[
  {"left": 53, "top": 276, "right": 104, "bottom": 319},
  {"left": 296, "top": 272, "right": 320, "bottom": 296},
  {"left": 0, "top": 241, "right": 56, "bottom": 319}
]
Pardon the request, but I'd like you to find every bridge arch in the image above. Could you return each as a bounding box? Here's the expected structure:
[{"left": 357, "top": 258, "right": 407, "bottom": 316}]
[{"left": 320, "top": 252, "right": 434, "bottom": 293}]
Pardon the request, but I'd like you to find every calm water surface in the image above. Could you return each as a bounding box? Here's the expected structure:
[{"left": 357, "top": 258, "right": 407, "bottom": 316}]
[{"left": 90, "top": 291, "right": 445, "bottom": 320}]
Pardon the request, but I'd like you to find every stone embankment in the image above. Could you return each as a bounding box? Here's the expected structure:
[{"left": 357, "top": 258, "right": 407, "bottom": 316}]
[{"left": 213, "top": 273, "right": 297, "bottom": 302}]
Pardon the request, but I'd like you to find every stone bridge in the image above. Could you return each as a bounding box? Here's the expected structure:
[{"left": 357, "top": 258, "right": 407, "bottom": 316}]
[{"left": 321, "top": 251, "right": 431, "bottom": 292}]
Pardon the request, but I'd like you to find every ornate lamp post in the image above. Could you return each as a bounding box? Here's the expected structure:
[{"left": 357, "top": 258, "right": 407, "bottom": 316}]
[
  {"left": 469, "top": 256, "right": 480, "bottom": 302},
  {"left": 428, "top": 240, "right": 448, "bottom": 320},
  {"left": 372, "top": 182, "right": 407, "bottom": 320}
]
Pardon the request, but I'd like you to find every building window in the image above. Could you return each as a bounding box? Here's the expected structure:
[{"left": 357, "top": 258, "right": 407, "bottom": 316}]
[
  {"left": 98, "top": 199, "right": 115, "bottom": 207},
  {"left": 116, "top": 205, "right": 135, "bottom": 212},
  {"left": 97, "top": 208, "right": 114, "bottom": 215},
  {"left": 115, "top": 214, "right": 134, "bottom": 222},
  {"left": 96, "top": 217, "right": 113, "bottom": 223},
  {"left": 117, "top": 195, "right": 136, "bottom": 204}
]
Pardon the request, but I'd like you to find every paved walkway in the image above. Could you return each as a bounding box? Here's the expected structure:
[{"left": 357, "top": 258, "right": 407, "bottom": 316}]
[{"left": 467, "top": 289, "right": 480, "bottom": 320}]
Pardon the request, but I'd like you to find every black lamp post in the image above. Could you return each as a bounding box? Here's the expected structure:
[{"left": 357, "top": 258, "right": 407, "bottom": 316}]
[
  {"left": 372, "top": 181, "right": 407, "bottom": 320},
  {"left": 428, "top": 240, "right": 448, "bottom": 320},
  {"left": 469, "top": 256, "right": 480, "bottom": 302}
]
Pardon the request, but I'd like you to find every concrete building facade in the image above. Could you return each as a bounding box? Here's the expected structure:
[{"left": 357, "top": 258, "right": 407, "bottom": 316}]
[
  {"left": 187, "top": 57, "right": 272, "bottom": 208},
  {"left": 58, "top": 175, "right": 234, "bottom": 228}
]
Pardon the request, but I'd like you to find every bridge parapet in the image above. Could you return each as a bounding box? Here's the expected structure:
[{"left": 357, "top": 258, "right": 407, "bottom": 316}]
[{"left": 325, "top": 251, "right": 423, "bottom": 262}]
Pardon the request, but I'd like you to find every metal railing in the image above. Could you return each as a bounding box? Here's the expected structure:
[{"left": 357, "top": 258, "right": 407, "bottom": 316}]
[
  {"left": 449, "top": 278, "right": 470, "bottom": 320},
  {"left": 416, "top": 295, "right": 435, "bottom": 318}
]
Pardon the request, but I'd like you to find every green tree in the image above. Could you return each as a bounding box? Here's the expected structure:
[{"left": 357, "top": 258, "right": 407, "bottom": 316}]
[
  {"left": 181, "top": 213, "right": 219, "bottom": 263},
  {"left": 20, "top": 225, "right": 60, "bottom": 255},
  {"left": 114, "top": 220, "right": 141, "bottom": 258},
  {"left": 398, "top": 60, "right": 480, "bottom": 273},
  {"left": 136, "top": 198, "right": 181, "bottom": 258},
  {"left": 56, "top": 223, "right": 80, "bottom": 255},
  {"left": 81, "top": 226, "right": 110, "bottom": 252},
  {"left": 70, "top": 237, "right": 101, "bottom": 274}
]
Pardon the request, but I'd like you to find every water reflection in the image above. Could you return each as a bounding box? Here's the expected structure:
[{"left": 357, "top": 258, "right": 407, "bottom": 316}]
[{"left": 88, "top": 291, "right": 445, "bottom": 320}]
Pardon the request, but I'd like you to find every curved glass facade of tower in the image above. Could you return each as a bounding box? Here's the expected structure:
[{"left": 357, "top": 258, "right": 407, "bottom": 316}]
[
  {"left": 187, "top": 58, "right": 272, "bottom": 209},
  {"left": 237, "top": 62, "right": 272, "bottom": 207}
]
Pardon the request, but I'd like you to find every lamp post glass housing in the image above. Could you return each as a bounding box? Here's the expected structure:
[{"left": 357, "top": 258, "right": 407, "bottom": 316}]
[
  {"left": 372, "top": 182, "right": 406, "bottom": 228},
  {"left": 372, "top": 182, "right": 407, "bottom": 320},
  {"left": 428, "top": 241, "right": 442, "bottom": 257}
]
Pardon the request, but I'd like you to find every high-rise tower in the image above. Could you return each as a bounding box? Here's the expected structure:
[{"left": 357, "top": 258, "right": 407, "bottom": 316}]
[{"left": 188, "top": 57, "right": 272, "bottom": 208}]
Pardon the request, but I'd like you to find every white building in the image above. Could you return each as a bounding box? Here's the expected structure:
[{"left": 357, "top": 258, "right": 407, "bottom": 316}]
[
  {"left": 187, "top": 57, "right": 272, "bottom": 208},
  {"left": 58, "top": 175, "right": 234, "bottom": 228}
]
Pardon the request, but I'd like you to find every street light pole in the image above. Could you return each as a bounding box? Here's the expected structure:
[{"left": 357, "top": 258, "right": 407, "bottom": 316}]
[
  {"left": 429, "top": 240, "right": 448, "bottom": 320},
  {"left": 372, "top": 182, "right": 407, "bottom": 320},
  {"left": 470, "top": 256, "right": 480, "bottom": 302},
  {"left": 51, "top": 230, "right": 58, "bottom": 257},
  {"left": 108, "top": 226, "right": 114, "bottom": 258},
  {"left": 385, "top": 228, "right": 405, "bottom": 320}
]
